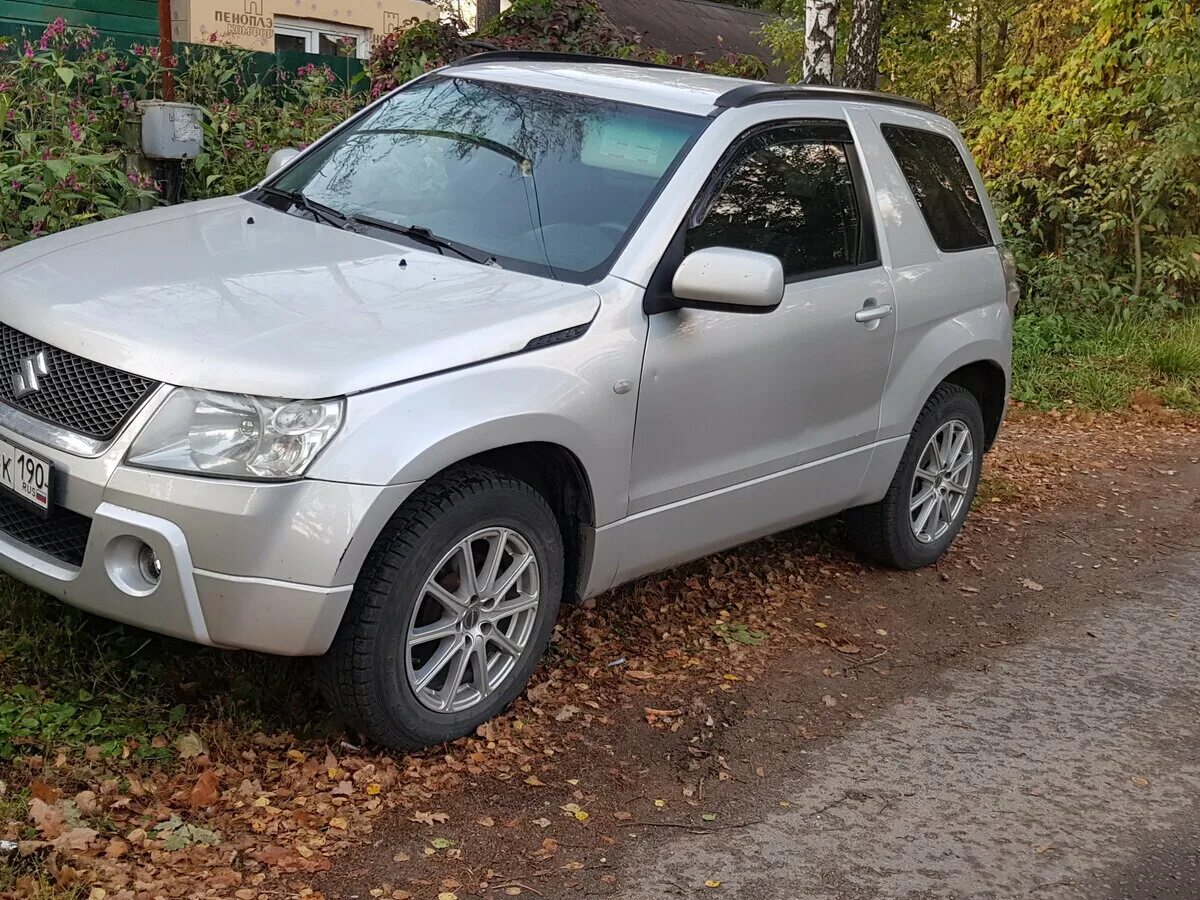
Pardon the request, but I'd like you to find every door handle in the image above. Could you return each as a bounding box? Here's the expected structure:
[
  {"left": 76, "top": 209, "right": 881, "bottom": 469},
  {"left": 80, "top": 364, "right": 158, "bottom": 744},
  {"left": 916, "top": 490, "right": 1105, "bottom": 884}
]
[{"left": 855, "top": 302, "right": 894, "bottom": 323}]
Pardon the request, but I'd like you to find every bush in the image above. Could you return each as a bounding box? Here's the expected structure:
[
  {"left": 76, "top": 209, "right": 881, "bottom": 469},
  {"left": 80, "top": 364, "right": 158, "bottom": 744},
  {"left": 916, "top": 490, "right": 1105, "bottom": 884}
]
[
  {"left": 971, "top": 0, "right": 1200, "bottom": 318},
  {"left": 0, "top": 20, "right": 162, "bottom": 247},
  {"left": 365, "top": 0, "right": 768, "bottom": 96},
  {"left": 177, "top": 43, "right": 358, "bottom": 198}
]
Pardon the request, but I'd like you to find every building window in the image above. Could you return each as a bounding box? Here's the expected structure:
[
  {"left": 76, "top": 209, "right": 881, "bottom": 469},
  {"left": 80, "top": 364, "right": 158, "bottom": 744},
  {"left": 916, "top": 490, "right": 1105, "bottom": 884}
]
[{"left": 273, "top": 17, "right": 370, "bottom": 58}]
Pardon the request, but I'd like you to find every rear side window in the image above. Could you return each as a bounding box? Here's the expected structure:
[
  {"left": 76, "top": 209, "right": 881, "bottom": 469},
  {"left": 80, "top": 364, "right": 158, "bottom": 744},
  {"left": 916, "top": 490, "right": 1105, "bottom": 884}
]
[
  {"left": 687, "top": 125, "right": 874, "bottom": 280},
  {"left": 881, "top": 124, "right": 993, "bottom": 252}
]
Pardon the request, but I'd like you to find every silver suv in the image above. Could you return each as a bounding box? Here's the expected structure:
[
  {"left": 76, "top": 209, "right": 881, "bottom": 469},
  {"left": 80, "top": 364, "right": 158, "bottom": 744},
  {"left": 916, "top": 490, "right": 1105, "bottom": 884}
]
[{"left": 0, "top": 52, "right": 1015, "bottom": 749}]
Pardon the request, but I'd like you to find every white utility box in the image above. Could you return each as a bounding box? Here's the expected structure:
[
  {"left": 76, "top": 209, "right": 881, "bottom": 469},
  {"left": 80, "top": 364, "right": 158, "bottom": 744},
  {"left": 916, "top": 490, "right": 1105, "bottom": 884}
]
[{"left": 139, "top": 101, "right": 204, "bottom": 160}]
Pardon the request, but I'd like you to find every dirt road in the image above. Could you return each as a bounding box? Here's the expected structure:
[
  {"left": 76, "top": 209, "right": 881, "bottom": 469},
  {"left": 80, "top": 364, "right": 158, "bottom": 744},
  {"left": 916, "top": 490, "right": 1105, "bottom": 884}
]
[{"left": 315, "top": 412, "right": 1200, "bottom": 900}]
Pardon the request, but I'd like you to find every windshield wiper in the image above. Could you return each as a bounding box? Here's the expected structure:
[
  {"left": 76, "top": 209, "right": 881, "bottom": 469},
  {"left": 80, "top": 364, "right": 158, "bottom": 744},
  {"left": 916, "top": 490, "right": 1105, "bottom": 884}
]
[
  {"left": 260, "top": 186, "right": 346, "bottom": 228},
  {"left": 344, "top": 213, "right": 498, "bottom": 267}
]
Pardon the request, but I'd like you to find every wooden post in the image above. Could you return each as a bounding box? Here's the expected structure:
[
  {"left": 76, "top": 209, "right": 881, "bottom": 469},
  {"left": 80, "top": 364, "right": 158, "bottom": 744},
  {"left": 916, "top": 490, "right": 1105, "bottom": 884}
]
[{"left": 158, "top": 0, "right": 176, "bottom": 101}]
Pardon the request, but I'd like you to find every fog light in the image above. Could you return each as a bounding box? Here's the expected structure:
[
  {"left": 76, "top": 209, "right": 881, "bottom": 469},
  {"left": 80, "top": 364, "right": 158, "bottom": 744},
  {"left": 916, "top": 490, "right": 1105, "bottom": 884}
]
[{"left": 137, "top": 543, "right": 162, "bottom": 584}]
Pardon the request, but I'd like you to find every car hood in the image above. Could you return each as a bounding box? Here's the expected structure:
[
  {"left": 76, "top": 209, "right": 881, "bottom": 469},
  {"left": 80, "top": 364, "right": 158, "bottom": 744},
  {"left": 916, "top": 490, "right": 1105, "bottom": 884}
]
[{"left": 0, "top": 197, "right": 600, "bottom": 398}]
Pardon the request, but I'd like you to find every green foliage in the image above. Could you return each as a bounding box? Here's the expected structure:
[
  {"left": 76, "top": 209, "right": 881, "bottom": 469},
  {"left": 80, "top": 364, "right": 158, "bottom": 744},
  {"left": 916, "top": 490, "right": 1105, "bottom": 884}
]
[
  {"left": 177, "top": 43, "right": 358, "bottom": 198},
  {"left": 0, "top": 21, "right": 161, "bottom": 248},
  {"left": 366, "top": 0, "right": 767, "bottom": 95},
  {"left": 974, "top": 0, "right": 1200, "bottom": 317}
]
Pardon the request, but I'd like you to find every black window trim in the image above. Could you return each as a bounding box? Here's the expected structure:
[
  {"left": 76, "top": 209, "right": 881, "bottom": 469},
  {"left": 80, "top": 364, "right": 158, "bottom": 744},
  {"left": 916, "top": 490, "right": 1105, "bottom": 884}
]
[
  {"left": 645, "top": 117, "right": 882, "bottom": 315},
  {"left": 879, "top": 121, "right": 996, "bottom": 254}
]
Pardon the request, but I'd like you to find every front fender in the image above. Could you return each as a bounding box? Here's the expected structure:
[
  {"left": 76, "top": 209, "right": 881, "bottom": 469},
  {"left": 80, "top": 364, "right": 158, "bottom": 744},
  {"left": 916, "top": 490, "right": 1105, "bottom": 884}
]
[{"left": 306, "top": 278, "right": 647, "bottom": 530}]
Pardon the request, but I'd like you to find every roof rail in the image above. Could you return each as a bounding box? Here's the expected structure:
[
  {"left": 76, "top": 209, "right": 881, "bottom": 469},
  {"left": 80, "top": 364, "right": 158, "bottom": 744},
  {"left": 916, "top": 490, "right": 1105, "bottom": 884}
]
[
  {"left": 713, "top": 83, "right": 934, "bottom": 113},
  {"left": 442, "top": 50, "right": 685, "bottom": 73}
]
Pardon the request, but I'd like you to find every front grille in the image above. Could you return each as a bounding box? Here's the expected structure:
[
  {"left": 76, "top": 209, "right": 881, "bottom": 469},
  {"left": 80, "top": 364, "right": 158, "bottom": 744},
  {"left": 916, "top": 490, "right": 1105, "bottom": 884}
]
[
  {"left": 0, "top": 492, "right": 91, "bottom": 567},
  {"left": 0, "top": 323, "right": 158, "bottom": 440}
]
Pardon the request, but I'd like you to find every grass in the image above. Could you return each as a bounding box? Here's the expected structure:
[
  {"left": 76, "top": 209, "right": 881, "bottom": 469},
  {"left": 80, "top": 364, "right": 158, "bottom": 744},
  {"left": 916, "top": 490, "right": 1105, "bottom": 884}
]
[
  {"left": 1013, "top": 311, "right": 1200, "bottom": 412},
  {"left": 0, "top": 576, "right": 335, "bottom": 765}
]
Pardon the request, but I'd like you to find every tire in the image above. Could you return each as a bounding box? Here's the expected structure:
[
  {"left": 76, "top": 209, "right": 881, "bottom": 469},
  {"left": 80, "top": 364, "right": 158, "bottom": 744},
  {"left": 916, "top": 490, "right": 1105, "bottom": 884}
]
[
  {"left": 844, "top": 383, "right": 985, "bottom": 570},
  {"left": 324, "top": 464, "right": 564, "bottom": 750}
]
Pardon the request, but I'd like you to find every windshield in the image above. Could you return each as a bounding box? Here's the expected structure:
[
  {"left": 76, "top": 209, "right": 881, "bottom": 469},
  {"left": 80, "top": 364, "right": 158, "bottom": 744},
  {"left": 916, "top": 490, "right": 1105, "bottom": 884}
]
[{"left": 271, "top": 75, "right": 707, "bottom": 283}]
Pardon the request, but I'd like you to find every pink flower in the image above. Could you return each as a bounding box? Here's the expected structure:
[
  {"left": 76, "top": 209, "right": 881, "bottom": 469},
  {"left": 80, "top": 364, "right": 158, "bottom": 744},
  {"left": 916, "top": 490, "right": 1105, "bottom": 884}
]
[
  {"left": 68, "top": 121, "right": 83, "bottom": 142},
  {"left": 209, "top": 31, "right": 219, "bottom": 43}
]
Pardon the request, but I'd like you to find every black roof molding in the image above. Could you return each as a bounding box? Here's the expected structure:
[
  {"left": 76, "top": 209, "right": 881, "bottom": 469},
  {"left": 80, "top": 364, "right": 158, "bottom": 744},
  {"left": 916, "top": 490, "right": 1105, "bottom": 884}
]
[
  {"left": 442, "top": 51, "right": 934, "bottom": 114},
  {"left": 712, "top": 83, "right": 934, "bottom": 113}
]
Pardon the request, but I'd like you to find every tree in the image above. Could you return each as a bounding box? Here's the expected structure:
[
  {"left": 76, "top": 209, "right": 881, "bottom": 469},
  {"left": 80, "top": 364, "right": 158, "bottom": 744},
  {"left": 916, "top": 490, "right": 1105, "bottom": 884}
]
[
  {"left": 476, "top": 0, "right": 501, "bottom": 29},
  {"left": 803, "top": 0, "right": 839, "bottom": 83},
  {"left": 843, "top": 0, "right": 882, "bottom": 89}
]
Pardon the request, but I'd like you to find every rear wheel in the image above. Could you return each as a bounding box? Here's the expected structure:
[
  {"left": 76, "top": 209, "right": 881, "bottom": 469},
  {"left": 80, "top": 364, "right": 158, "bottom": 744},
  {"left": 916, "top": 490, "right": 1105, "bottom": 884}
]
[
  {"left": 325, "top": 465, "right": 563, "bottom": 750},
  {"left": 845, "top": 383, "right": 984, "bottom": 569}
]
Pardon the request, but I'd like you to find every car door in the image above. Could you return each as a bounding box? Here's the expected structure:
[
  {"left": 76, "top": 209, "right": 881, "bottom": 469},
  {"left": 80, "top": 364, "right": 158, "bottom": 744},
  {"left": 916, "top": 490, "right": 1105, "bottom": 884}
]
[{"left": 617, "top": 118, "right": 897, "bottom": 582}]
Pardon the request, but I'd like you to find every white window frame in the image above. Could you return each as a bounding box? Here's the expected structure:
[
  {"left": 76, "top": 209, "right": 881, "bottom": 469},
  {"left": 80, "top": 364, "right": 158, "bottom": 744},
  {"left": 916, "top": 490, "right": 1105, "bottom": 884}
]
[{"left": 273, "top": 16, "right": 371, "bottom": 59}]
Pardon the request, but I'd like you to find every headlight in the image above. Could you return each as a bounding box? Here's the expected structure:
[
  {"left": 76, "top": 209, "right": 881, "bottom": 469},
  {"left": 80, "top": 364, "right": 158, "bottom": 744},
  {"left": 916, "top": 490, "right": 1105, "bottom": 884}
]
[{"left": 127, "top": 389, "right": 344, "bottom": 479}]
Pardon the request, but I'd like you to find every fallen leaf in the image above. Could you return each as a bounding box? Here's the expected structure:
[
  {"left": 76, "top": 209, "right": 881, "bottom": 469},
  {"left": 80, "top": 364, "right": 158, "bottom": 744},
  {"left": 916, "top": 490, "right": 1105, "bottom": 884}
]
[
  {"left": 524, "top": 776, "right": 545, "bottom": 787},
  {"left": 190, "top": 770, "right": 220, "bottom": 807},
  {"left": 476, "top": 816, "right": 495, "bottom": 827},
  {"left": 705, "top": 880, "right": 721, "bottom": 888},
  {"left": 430, "top": 837, "right": 454, "bottom": 850},
  {"left": 28, "top": 799, "right": 64, "bottom": 840},
  {"left": 532, "top": 817, "right": 551, "bottom": 828},
  {"left": 29, "top": 781, "right": 61, "bottom": 804},
  {"left": 1131, "top": 776, "right": 1150, "bottom": 787},
  {"left": 701, "top": 813, "right": 718, "bottom": 822},
  {"left": 53, "top": 827, "right": 97, "bottom": 852},
  {"left": 174, "top": 732, "right": 205, "bottom": 759},
  {"left": 412, "top": 811, "right": 450, "bottom": 826},
  {"left": 328, "top": 817, "right": 349, "bottom": 831},
  {"left": 1022, "top": 578, "right": 1045, "bottom": 591},
  {"left": 822, "top": 695, "right": 838, "bottom": 707}
]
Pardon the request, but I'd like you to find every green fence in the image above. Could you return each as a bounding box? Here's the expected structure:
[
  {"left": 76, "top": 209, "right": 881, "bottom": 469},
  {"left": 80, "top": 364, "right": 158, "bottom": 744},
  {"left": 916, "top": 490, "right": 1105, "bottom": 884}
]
[
  {"left": 0, "top": 0, "right": 155, "bottom": 45},
  {"left": 0, "top": 11, "right": 365, "bottom": 85}
]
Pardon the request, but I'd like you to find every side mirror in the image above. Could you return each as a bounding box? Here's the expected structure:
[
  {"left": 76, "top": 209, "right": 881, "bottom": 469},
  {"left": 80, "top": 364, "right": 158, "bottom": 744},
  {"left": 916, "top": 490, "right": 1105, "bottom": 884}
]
[
  {"left": 670, "top": 247, "right": 785, "bottom": 313},
  {"left": 265, "top": 147, "right": 301, "bottom": 178}
]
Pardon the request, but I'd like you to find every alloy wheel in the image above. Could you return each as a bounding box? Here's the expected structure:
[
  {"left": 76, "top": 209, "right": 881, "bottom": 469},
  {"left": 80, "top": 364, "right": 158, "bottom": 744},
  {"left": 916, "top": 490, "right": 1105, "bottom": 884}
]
[
  {"left": 405, "top": 527, "right": 541, "bottom": 714},
  {"left": 909, "top": 419, "right": 974, "bottom": 544}
]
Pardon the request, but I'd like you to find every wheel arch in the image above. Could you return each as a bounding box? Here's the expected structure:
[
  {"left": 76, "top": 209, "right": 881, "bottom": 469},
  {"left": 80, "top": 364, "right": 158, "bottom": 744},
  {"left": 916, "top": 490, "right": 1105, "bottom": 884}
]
[
  {"left": 339, "top": 440, "right": 598, "bottom": 606},
  {"left": 939, "top": 359, "right": 1008, "bottom": 450}
]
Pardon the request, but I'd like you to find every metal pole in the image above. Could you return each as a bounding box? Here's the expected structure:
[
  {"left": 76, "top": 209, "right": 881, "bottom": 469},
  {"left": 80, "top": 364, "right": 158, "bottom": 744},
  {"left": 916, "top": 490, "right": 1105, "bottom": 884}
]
[{"left": 158, "top": 0, "right": 176, "bottom": 101}]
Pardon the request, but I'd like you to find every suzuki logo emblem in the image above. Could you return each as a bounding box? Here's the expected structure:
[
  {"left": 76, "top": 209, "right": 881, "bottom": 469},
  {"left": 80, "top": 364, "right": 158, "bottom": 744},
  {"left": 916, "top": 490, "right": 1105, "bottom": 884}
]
[{"left": 12, "top": 351, "right": 48, "bottom": 399}]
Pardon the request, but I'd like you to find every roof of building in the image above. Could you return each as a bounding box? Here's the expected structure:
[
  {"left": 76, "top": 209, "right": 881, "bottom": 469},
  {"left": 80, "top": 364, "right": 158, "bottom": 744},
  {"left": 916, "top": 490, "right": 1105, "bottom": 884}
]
[{"left": 596, "top": 0, "right": 785, "bottom": 78}]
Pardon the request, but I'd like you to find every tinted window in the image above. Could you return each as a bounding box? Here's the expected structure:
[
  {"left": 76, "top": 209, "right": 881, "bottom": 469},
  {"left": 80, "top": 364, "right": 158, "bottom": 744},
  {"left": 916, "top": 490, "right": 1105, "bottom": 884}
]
[
  {"left": 881, "top": 124, "right": 992, "bottom": 252},
  {"left": 686, "top": 132, "right": 867, "bottom": 279},
  {"left": 272, "top": 76, "right": 706, "bottom": 284}
]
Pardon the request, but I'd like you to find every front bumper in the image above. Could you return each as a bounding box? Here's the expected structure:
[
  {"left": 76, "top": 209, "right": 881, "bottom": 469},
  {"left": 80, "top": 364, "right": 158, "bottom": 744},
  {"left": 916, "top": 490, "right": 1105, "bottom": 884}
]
[{"left": 0, "top": 392, "right": 418, "bottom": 656}]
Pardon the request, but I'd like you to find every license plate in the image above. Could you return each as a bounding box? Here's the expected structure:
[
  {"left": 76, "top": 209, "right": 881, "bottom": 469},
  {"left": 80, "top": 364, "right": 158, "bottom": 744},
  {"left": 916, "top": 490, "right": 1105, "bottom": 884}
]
[{"left": 0, "top": 439, "right": 53, "bottom": 515}]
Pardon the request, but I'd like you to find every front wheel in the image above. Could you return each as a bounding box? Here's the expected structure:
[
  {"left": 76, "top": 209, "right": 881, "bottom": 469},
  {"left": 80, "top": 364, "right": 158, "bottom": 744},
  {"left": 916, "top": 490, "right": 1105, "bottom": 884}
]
[
  {"left": 844, "top": 383, "right": 984, "bottom": 569},
  {"left": 324, "top": 465, "right": 563, "bottom": 750}
]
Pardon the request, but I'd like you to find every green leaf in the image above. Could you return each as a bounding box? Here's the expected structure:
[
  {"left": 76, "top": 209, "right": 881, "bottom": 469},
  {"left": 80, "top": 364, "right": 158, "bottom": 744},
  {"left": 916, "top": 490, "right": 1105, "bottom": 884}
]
[
  {"left": 44, "top": 159, "right": 71, "bottom": 181},
  {"left": 55, "top": 66, "right": 75, "bottom": 88}
]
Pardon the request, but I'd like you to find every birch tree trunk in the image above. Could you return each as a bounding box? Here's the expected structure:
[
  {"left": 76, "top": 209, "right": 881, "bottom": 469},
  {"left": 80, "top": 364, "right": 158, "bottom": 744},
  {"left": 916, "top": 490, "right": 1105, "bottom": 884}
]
[
  {"left": 476, "top": 0, "right": 501, "bottom": 30},
  {"left": 843, "top": 0, "right": 882, "bottom": 90},
  {"left": 803, "top": 0, "right": 840, "bottom": 85}
]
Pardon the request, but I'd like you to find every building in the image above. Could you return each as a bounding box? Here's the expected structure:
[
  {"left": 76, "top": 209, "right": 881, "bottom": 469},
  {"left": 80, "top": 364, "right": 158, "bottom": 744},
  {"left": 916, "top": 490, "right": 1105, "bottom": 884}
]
[{"left": 171, "top": 0, "right": 438, "bottom": 57}]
